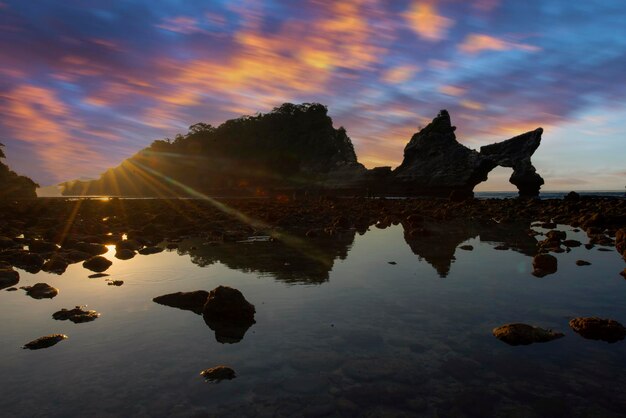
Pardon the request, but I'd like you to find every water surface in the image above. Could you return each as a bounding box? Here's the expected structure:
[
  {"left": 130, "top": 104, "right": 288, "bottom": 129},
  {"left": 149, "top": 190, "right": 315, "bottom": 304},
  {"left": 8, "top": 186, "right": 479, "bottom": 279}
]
[{"left": 1, "top": 222, "right": 625, "bottom": 417}]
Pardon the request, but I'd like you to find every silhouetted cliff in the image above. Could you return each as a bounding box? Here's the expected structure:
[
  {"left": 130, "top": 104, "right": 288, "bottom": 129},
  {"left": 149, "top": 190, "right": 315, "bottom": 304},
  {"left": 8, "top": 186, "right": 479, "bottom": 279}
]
[
  {"left": 0, "top": 144, "right": 38, "bottom": 199},
  {"left": 61, "top": 103, "right": 365, "bottom": 196}
]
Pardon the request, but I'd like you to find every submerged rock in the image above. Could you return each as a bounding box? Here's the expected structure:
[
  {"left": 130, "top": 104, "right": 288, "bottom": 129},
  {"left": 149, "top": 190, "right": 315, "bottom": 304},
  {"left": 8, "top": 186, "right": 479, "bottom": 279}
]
[
  {"left": 569, "top": 317, "right": 626, "bottom": 343},
  {"left": 532, "top": 253, "right": 558, "bottom": 277},
  {"left": 82, "top": 256, "right": 112, "bottom": 272},
  {"left": 203, "top": 286, "right": 256, "bottom": 343},
  {"left": 459, "top": 245, "right": 473, "bottom": 251},
  {"left": 88, "top": 273, "right": 109, "bottom": 278},
  {"left": 576, "top": 260, "right": 591, "bottom": 266},
  {"left": 107, "top": 280, "right": 123, "bottom": 286},
  {"left": 153, "top": 290, "right": 209, "bottom": 315},
  {"left": 52, "top": 306, "right": 100, "bottom": 323},
  {"left": 23, "top": 334, "right": 68, "bottom": 350},
  {"left": 200, "top": 366, "right": 236, "bottom": 382},
  {"left": 22, "top": 283, "right": 58, "bottom": 299},
  {"left": 0, "top": 267, "right": 19, "bottom": 290},
  {"left": 493, "top": 323, "right": 564, "bottom": 346}
]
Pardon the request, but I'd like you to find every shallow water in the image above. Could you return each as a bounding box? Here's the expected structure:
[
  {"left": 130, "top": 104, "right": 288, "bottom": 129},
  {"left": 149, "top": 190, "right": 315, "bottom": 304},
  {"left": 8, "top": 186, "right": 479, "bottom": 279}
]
[{"left": 1, "top": 222, "right": 625, "bottom": 417}]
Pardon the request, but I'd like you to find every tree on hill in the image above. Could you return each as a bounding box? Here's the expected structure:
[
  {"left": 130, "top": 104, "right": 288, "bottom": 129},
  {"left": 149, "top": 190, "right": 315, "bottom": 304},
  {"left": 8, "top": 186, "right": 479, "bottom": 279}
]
[{"left": 0, "top": 143, "right": 39, "bottom": 199}]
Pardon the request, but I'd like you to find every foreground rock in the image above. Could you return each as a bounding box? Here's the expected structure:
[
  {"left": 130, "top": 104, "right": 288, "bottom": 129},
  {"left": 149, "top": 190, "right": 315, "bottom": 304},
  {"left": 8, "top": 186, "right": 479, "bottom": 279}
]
[
  {"left": 200, "top": 366, "right": 236, "bottom": 382},
  {"left": 23, "top": 334, "right": 68, "bottom": 350},
  {"left": 115, "top": 249, "right": 135, "bottom": 260},
  {"left": 82, "top": 256, "right": 112, "bottom": 272},
  {"left": 0, "top": 266, "right": 19, "bottom": 290},
  {"left": 493, "top": 323, "right": 565, "bottom": 346},
  {"left": 569, "top": 317, "right": 626, "bottom": 343},
  {"left": 532, "top": 253, "right": 558, "bottom": 277},
  {"left": 138, "top": 246, "right": 163, "bottom": 255},
  {"left": 153, "top": 290, "right": 209, "bottom": 315},
  {"left": 22, "top": 283, "right": 58, "bottom": 299},
  {"left": 42, "top": 254, "right": 69, "bottom": 274},
  {"left": 203, "top": 286, "right": 256, "bottom": 343},
  {"left": 52, "top": 306, "right": 100, "bottom": 323}
]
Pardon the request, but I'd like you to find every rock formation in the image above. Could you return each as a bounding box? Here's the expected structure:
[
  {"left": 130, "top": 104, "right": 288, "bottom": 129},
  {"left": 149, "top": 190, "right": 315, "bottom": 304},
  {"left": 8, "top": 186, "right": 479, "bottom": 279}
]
[
  {"left": 393, "top": 110, "right": 544, "bottom": 198},
  {"left": 0, "top": 144, "right": 38, "bottom": 199},
  {"left": 59, "top": 104, "right": 545, "bottom": 198}
]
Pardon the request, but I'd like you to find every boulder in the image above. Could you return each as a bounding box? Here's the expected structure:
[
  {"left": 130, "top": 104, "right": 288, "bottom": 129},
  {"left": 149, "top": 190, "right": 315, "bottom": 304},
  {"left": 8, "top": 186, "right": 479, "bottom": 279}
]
[
  {"left": 42, "top": 254, "right": 69, "bottom": 274},
  {"left": 532, "top": 253, "right": 558, "bottom": 277},
  {"left": 82, "top": 256, "right": 112, "bottom": 272},
  {"left": 0, "top": 267, "right": 19, "bottom": 290},
  {"left": 576, "top": 260, "right": 591, "bottom": 266},
  {"left": 115, "top": 249, "right": 135, "bottom": 260},
  {"left": 23, "top": 334, "right": 68, "bottom": 350},
  {"left": 569, "top": 317, "right": 626, "bottom": 343},
  {"left": 202, "top": 286, "right": 256, "bottom": 343},
  {"left": 153, "top": 290, "right": 209, "bottom": 315},
  {"left": 493, "top": 323, "right": 564, "bottom": 346},
  {"left": 200, "top": 366, "right": 236, "bottom": 382},
  {"left": 22, "top": 282, "right": 58, "bottom": 299},
  {"left": 138, "top": 246, "right": 163, "bottom": 255},
  {"left": 52, "top": 306, "right": 100, "bottom": 323}
]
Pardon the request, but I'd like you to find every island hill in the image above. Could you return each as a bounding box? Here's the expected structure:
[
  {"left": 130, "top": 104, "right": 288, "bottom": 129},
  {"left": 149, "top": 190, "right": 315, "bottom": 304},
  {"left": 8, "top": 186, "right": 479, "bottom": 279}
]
[
  {"left": 60, "top": 103, "right": 545, "bottom": 199},
  {"left": 0, "top": 144, "right": 38, "bottom": 199}
]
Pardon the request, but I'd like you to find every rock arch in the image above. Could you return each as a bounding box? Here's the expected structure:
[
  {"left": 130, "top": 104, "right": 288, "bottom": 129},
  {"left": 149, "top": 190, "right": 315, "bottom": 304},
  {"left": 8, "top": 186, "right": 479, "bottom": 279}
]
[{"left": 393, "top": 110, "right": 544, "bottom": 198}]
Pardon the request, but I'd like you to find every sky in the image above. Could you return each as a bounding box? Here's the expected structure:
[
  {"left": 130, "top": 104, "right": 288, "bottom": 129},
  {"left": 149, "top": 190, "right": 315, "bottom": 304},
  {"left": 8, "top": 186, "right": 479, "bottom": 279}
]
[{"left": 0, "top": 0, "right": 625, "bottom": 191}]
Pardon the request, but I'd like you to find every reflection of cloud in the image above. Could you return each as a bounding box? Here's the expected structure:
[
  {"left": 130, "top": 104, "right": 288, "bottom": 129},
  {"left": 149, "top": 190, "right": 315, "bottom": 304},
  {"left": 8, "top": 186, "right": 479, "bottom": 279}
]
[
  {"left": 458, "top": 34, "right": 539, "bottom": 54},
  {"left": 1, "top": 84, "right": 104, "bottom": 182},
  {"left": 404, "top": 1, "right": 453, "bottom": 41}
]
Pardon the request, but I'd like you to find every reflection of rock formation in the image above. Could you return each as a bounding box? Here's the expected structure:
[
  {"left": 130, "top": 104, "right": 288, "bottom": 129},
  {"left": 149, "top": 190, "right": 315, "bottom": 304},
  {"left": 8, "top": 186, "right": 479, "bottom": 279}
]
[
  {"left": 393, "top": 110, "right": 544, "bottom": 197},
  {"left": 177, "top": 231, "right": 357, "bottom": 285},
  {"left": 402, "top": 220, "right": 537, "bottom": 277}
]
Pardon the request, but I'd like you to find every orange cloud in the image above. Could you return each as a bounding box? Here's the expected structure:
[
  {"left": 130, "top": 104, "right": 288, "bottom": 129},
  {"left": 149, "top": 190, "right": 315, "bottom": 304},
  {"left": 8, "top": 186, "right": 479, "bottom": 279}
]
[
  {"left": 439, "top": 85, "right": 466, "bottom": 96},
  {"left": 404, "top": 1, "right": 453, "bottom": 41},
  {"left": 381, "top": 65, "right": 420, "bottom": 84},
  {"left": 1, "top": 84, "right": 104, "bottom": 182},
  {"left": 458, "top": 34, "right": 539, "bottom": 54}
]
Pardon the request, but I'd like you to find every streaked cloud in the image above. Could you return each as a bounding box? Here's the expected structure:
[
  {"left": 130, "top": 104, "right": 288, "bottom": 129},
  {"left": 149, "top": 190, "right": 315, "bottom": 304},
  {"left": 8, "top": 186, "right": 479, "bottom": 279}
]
[
  {"left": 404, "top": 1, "right": 454, "bottom": 41},
  {"left": 458, "top": 34, "right": 540, "bottom": 54}
]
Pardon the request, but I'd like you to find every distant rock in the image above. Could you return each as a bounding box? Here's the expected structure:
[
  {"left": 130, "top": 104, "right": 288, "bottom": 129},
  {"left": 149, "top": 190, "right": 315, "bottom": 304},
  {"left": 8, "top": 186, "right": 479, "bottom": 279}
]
[
  {"left": 393, "top": 110, "right": 544, "bottom": 197},
  {"left": 52, "top": 306, "right": 100, "bottom": 323},
  {"left": 493, "top": 323, "right": 564, "bottom": 345},
  {"left": 459, "top": 245, "right": 474, "bottom": 251},
  {"left": 200, "top": 366, "right": 236, "bottom": 382},
  {"left": 569, "top": 317, "right": 626, "bottom": 343},
  {"left": 576, "top": 260, "right": 591, "bottom": 266},
  {"left": 22, "top": 283, "right": 58, "bottom": 299},
  {"left": 23, "top": 334, "right": 68, "bottom": 350},
  {"left": 82, "top": 256, "right": 112, "bottom": 272},
  {"left": 153, "top": 290, "right": 209, "bottom": 315}
]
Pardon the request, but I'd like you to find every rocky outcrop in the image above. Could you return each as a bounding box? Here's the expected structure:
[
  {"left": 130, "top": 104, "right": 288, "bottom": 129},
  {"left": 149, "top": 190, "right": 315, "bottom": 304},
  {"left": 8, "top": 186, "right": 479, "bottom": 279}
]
[
  {"left": 0, "top": 144, "right": 38, "bottom": 199},
  {"left": 569, "top": 317, "right": 626, "bottom": 343},
  {"left": 393, "top": 110, "right": 544, "bottom": 197},
  {"left": 23, "top": 334, "right": 68, "bottom": 350}
]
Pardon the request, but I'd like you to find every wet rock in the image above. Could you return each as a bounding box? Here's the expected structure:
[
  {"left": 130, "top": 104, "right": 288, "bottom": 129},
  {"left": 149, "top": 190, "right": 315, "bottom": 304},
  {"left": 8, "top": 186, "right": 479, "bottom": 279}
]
[
  {"left": 115, "top": 249, "right": 135, "bottom": 260},
  {"left": 0, "top": 236, "right": 17, "bottom": 249},
  {"left": 42, "top": 254, "right": 69, "bottom": 274},
  {"left": 620, "top": 268, "right": 626, "bottom": 278},
  {"left": 60, "top": 250, "right": 92, "bottom": 263},
  {"left": 546, "top": 230, "right": 566, "bottom": 241},
  {"left": 388, "top": 261, "right": 397, "bottom": 265},
  {"left": 28, "top": 240, "right": 58, "bottom": 253},
  {"left": 22, "top": 283, "right": 58, "bottom": 299},
  {"left": 532, "top": 253, "right": 558, "bottom": 277},
  {"left": 153, "top": 290, "right": 209, "bottom": 315},
  {"left": 563, "top": 239, "right": 582, "bottom": 248},
  {"left": 203, "top": 286, "right": 256, "bottom": 343},
  {"left": 138, "top": 246, "right": 163, "bottom": 255},
  {"left": 52, "top": 306, "right": 100, "bottom": 323},
  {"left": 569, "top": 317, "right": 626, "bottom": 343},
  {"left": 494, "top": 245, "right": 509, "bottom": 250},
  {"left": 70, "top": 242, "right": 108, "bottom": 256},
  {"left": 23, "top": 334, "right": 68, "bottom": 350},
  {"left": 459, "top": 245, "right": 473, "bottom": 251},
  {"left": 492, "top": 323, "right": 564, "bottom": 345},
  {"left": 0, "top": 267, "right": 19, "bottom": 290},
  {"left": 88, "top": 273, "right": 109, "bottom": 278},
  {"left": 82, "top": 255, "right": 112, "bottom": 272},
  {"left": 6, "top": 287, "right": 17, "bottom": 291},
  {"left": 115, "top": 239, "right": 142, "bottom": 251},
  {"left": 166, "top": 243, "right": 178, "bottom": 250},
  {"left": 200, "top": 366, "right": 236, "bottom": 382},
  {"left": 107, "top": 280, "right": 123, "bottom": 286},
  {"left": 4, "top": 251, "right": 44, "bottom": 273},
  {"left": 576, "top": 260, "right": 591, "bottom": 266}
]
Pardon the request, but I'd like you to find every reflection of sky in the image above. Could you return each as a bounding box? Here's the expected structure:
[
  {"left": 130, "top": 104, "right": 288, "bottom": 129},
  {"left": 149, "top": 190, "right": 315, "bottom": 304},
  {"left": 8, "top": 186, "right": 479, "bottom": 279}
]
[{"left": 0, "top": 0, "right": 624, "bottom": 190}]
